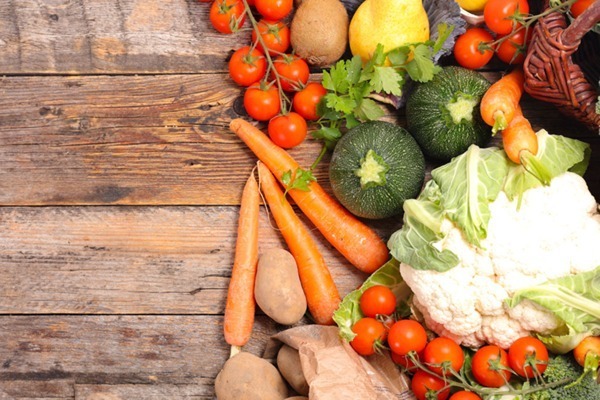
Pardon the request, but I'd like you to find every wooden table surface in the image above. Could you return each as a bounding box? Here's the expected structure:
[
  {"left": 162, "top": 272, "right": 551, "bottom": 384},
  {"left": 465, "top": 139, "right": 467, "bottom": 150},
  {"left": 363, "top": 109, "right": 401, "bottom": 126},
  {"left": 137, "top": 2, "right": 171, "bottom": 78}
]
[{"left": 0, "top": 1, "right": 598, "bottom": 399}]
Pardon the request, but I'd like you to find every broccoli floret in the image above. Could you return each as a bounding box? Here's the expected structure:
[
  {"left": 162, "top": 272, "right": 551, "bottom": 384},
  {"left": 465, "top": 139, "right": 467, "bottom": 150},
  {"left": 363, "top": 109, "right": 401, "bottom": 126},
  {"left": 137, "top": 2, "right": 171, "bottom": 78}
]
[{"left": 525, "top": 354, "right": 599, "bottom": 400}]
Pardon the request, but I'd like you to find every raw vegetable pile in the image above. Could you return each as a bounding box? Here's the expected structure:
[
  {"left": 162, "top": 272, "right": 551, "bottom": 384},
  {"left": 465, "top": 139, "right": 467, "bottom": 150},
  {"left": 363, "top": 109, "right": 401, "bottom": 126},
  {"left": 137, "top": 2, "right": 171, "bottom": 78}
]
[{"left": 206, "top": 0, "right": 600, "bottom": 399}]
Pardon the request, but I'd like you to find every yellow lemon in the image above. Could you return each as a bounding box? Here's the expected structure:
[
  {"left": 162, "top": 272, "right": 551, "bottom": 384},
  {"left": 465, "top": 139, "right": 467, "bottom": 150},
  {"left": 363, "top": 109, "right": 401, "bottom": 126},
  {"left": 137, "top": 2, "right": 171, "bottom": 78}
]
[
  {"left": 455, "top": 0, "right": 488, "bottom": 13},
  {"left": 349, "top": 0, "right": 429, "bottom": 63}
]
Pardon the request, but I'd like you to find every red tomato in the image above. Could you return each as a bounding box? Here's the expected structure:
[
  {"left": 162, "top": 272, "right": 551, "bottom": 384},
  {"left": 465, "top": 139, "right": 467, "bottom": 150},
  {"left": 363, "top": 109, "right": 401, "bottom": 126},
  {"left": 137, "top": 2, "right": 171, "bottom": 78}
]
[
  {"left": 243, "top": 82, "right": 280, "bottom": 121},
  {"left": 272, "top": 55, "right": 310, "bottom": 92},
  {"left": 349, "top": 317, "right": 387, "bottom": 356},
  {"left": 251, "top": 19, "right": 290, "bottom": 55},
  {"left": 228, "top": 46, "right": 266, "bottom": 87},
  {"left": 471, "top": 345, "right": 512, "bottom": 388},
  {"left": 484, "top": 0, "right": 530, "bottom": 35},
  {"left": 571, "top": 0, "right": 595, "bottom": 17},
  {"left": 449, "top": 391, "right": 482, "bottom": 400},
  {"left": 388, "top": 319, "right": 428, "bottom": 356},
  {"left": 292, "top": 82, "right": 327, "bottom": 121},
  {"left": 411, "top": 370, "right": 450, "bottom": 400},
  {"left": 268, "top": 112, "right": 308, "bottom": 149},
  {"left": 254, "top": 0, "right": 293, "bottom": 20},
  {"left": 423, "top": 337, "right": 465, "bottom": 375},
  {"left": 391, "top": 349, "right": 423, "bottom": 372},
  {"left": 495, "top": 29, "right": 531, "bottom": 65},
  {"left": 573, "top": 336, "right": 600, "bottom": 368},
  {"left": 508, "top": 337, "right": 549, "bottom": 378},
  {"left": 359, "top": 285, "right": 397, "bottom": 318},
  {"left": 210, "top": 0, "right": 246, "bottom": 34},
  {"left": 453, "top": 28, "right": 495, "bottom": 70}
]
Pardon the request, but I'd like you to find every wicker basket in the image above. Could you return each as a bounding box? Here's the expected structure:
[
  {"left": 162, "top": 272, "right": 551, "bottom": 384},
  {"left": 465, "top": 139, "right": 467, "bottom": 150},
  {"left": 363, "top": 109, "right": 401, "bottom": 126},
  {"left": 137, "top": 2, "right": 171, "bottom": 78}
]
[{"left": 524, "top": 0, "right": 600, "bottom": 129}]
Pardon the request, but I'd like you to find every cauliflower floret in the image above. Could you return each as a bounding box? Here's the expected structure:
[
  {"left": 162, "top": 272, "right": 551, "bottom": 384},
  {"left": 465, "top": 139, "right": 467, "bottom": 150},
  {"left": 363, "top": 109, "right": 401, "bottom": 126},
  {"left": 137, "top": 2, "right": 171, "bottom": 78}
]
[{"left": 401, "top": 172, "right": 600, "bottom": 349}]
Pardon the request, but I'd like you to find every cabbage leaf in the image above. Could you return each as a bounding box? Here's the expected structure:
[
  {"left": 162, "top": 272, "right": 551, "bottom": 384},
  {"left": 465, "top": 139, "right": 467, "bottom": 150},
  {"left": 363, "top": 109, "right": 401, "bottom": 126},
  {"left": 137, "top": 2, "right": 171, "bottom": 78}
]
[
  {"left": 432, "top": 145, "right": 510, "bottom": 247},
  {"left": 507, "top": 265, "right": 600, "bottom": 353},
  {"left": 388, "top": 180, "right": 459, "bottom": 272}
]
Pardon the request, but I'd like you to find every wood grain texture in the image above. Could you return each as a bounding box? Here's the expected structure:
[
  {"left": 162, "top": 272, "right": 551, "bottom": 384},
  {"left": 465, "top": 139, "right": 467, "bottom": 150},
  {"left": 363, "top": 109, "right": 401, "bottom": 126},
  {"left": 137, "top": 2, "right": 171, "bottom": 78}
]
[
  {"left": 0, "top": 205, "right": 388, "bottom": 315},
  {"left": 0, "top": 74, "right": 338, "bottom": 206},
  {"left": 0, "top": 315, "right": 278, "bottom": 398},
  {"left": 75, "top": 384, "right": 212, "bottom": 399},
  {"left": 0, "top": 0, "right": 245, "bottom": 74}
]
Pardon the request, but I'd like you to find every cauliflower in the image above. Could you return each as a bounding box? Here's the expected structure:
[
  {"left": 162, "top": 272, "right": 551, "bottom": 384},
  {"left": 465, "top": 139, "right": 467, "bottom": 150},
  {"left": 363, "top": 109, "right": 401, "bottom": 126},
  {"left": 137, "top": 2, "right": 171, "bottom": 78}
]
[{"left": 400, "top": 172, "right": 600, "bottom": 349}]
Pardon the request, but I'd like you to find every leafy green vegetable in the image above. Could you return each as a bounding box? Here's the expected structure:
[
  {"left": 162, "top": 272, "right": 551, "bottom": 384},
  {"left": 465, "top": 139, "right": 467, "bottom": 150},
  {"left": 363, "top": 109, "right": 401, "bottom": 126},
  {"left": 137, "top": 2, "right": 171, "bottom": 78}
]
[
  {"left": 313, "top": 25, "right": 453, "bottom": 149},
  {"left": 333, "top": 258, "right": 411, "bottom": 341},
  {"left": 507, "top": 265, "right": 600, "bottom": 354},
  {"left": 388, "top": 180, "right": 459, "bottom": 272},
  {"left": 432, "top": 145, "right": 510, "bottom": 247}
]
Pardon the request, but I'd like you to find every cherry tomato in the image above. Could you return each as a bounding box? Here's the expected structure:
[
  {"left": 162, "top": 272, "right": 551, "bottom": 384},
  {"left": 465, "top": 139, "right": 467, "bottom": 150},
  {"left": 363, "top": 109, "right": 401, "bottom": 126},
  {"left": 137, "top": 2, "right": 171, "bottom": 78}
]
[
  {"left": 349, "top": 317, "right": 387, "bottom": 357},
  {"left": 571, "top": 0, "right": 595, "bottom": 17},
  {"left": 268, "top": 112, "right": 308, "bottom": 149},
  {"left": 228, "top": 46, "right": 266, "bottom": 87},
  {"left": 508, "top": 337, "right": 549, "bottom": 378},
  {"left": 449, "top": 391, "right": 482, "bottom": 400},
  {"left": 359, "top": 285, "right": 397, "bottom": 318},
  {"left": 471, "top": 345, "right": 512, "bottom": 388},
  {"left": 388, "top": 319, "right": 428, "bottom": 356},
  {"left": 573, "top": 336, "right": 600, "bottom": 368},
  {"left": 453, "top": 28, "right": 495, "bottom": 70},
  {"left": 251, "top": 19, "right": 290, "bottom": 55},
  {"left": 292, "top": 82, "right": 327, "bottom": 121},
  {"left": 423, "top": 337, "right": 465, "bottom": 375},
  {"left": 484, "top": 0, "right": 530, "bottom": 35},
  {"left": 411, "top": 370, "right": 450, "bottom": 400},
  {"left": 243, "top": 82, "right": 280, "bottom": 121},
  {"left": 210, "top": 0, "right": 246, "bottom": 34},
  {"left": 254, "top": 0, "right": 293, "bottom": 20},
  {"left": 495, "top": 29, "right": 531, "bottom": 65},
  {"left": 272, "top": 55, "right": 310, "bottom": 91},
  {"left": 391, "top": 349, "right": 423, "bottom": 372}
]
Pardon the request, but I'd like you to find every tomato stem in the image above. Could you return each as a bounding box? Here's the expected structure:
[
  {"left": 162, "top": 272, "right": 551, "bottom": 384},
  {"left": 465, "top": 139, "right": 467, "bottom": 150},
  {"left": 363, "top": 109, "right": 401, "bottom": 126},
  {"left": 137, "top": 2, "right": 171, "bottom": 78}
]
[{"left": 240, "top": 0, "right": 291, "bottom": 115}]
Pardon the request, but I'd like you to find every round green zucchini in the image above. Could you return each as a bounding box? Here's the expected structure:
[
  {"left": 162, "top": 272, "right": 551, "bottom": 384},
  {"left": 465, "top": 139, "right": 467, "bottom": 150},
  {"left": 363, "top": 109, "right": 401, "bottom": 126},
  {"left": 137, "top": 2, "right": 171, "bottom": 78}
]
[
  {"left": 329, "top": 121, "right": 425, "bottom": 220},
  {"left": 406, "top": 65, "right": 492, "bottom": 161}
]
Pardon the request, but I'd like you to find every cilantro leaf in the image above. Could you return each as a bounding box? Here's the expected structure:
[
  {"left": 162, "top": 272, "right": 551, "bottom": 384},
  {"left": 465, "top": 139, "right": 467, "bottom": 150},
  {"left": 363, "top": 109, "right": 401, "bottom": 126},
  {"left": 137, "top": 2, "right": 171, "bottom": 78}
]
[
  {"left": 370, "top": 66, "right": 403, "bottom": 96},
  {"left": 325, "top": 93, "right": 357, "bottom": 115},
  {"left": 354, "top": 98, "right": 385, "bottom": 121},
  {"left": 346, "top": 56, "right": 363, "bottom": 85},
  {"left": 312, "top": 125, "right": 342, "bottom": 149},
  {"left": 433, "top": 23, "right": 454, "bottom": 54},
  {"left": 405, "top": 44, "right": 438, "bottom": 82},
  {"left": 282, "top": 168, "right": 316, "bottom": 197}
]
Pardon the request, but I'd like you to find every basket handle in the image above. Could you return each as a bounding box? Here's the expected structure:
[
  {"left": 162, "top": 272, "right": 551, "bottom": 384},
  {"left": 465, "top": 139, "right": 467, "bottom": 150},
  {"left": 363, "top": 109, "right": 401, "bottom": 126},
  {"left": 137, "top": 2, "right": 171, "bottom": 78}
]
[{"left": 563, "top": 0, "right": 600, "bottom": 45}]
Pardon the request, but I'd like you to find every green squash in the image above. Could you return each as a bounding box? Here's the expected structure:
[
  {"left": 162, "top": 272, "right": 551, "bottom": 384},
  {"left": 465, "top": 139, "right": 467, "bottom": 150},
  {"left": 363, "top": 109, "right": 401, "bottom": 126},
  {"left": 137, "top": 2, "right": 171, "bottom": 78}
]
[
  {"left": 329, "top": 121, "right": 425, "bottom": 220},
  {"left": 406, "top": 66, "right": 492, "bottom": 161}
]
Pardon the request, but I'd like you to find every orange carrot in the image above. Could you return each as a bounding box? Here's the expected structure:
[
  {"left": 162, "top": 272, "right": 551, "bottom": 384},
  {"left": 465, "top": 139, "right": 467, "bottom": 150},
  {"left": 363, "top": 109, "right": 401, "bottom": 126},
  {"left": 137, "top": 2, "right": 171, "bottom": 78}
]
[
  {"left": 257, "top": 161, "right": 341, "bottom": 325},
  {"left": 480, "top": 68, "right": 525, "bottom": 133},
  {"left": 501, "top": 106, "right": 538, "bottom": 165},
  {"left": 223, "top": 170, "right": 260, "bottom": 348},
  {"left": 230, "top": 118, "right": 389, "bottom": 274}
]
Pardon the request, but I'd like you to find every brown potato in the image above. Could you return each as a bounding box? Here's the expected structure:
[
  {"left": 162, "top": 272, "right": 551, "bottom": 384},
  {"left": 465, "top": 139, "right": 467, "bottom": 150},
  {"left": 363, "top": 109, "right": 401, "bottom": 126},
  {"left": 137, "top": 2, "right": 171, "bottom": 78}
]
[
  {"left": 277, "top": 344, "right": 309, "bottom": 396},
  {"left": 285, "top": 397, "right": 309, "bottom": 400},
  {"left": 290, "top": 0, "right": 349, "bottom": 67},
  {"left": 215, "top": 352, "right": 288, "bottom": 400},
  {"left": 254, "top": 249, "right": 307, "bottom": 325}
]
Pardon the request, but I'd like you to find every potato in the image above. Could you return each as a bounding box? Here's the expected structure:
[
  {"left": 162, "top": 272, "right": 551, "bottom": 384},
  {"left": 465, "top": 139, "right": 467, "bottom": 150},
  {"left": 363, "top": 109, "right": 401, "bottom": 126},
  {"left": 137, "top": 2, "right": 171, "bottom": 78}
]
[
  {"left": 290, "top": 0, "right": 349, "bottom": 67},
  {"left": 254, "top": 249, "right": 307, "bottom": 325},
  {"left": 215, "top": 352, "right": 288, "bottom": 400},
  {"left": 285, "top": 397, "right": 309, "bottom": 400},
  {"left": 277, "top": 344, "right": 309, "bottom": 396}
]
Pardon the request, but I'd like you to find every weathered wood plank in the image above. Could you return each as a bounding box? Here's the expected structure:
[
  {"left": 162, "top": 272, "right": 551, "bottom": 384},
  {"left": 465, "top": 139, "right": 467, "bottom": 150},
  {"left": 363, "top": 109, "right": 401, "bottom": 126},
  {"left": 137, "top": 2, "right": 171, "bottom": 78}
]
[
  {"left": 0, "top": 0, "right": 245, "bottom": 74},
  {"left": 0, "top": 205, "right": 385, "bottom": 315},
  {"left": 74, "top": 384, "right": 211, "bottom": 399},
  {"left": 0, "top": 315, "right": 276, "bottom": 397},
  {"left": 1, "top": 74, "right": 598, "bottom": 206},
  {"left": 0, "top": 380, "right": 74, "bottom": 399},
  {"left": 0, "top": 74, "right": 338, "bottom": 206}
]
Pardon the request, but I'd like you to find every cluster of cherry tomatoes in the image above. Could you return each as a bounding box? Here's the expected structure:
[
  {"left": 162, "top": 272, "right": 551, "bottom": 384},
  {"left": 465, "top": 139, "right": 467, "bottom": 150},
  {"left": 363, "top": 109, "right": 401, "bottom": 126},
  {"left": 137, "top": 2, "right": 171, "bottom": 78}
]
[
  {"left": 203, "top": 0, "right": 328, "bottom": 149},
  {"left": 453, "top": 0, "right": 594, "bottom": 70},
  {"left": 349, "top": 285, "right": 560, "bottom": 400}
]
